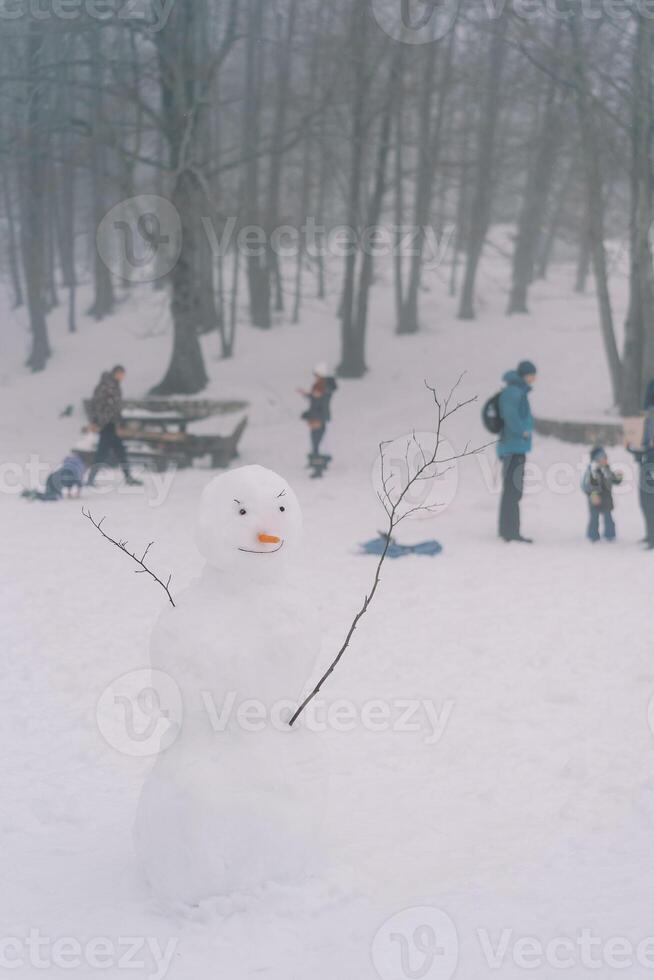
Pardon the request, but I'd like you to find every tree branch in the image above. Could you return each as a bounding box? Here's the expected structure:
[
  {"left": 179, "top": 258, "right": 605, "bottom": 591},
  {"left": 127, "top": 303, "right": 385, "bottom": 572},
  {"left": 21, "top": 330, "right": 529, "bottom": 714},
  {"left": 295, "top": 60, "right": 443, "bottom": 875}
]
[
  {"left": 82, "top": 509, "right": 176, "bottom": 607},
  {"left": 289, "top": 377, "right": 490, "bottom": 726}
]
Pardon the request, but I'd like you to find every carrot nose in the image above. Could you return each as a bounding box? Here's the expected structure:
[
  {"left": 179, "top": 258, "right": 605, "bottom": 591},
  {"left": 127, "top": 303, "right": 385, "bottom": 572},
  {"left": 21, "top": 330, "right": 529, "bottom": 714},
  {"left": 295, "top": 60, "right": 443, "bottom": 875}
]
[{"left": 258, "top": 533, "right": 280, "bottom": 544}]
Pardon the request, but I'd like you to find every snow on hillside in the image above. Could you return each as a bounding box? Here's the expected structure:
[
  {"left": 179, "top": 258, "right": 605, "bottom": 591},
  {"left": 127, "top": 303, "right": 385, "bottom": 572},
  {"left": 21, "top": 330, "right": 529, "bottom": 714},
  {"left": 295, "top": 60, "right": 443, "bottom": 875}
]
[{"left": 3, "top": 252, "right": 654, "bottom": 980}]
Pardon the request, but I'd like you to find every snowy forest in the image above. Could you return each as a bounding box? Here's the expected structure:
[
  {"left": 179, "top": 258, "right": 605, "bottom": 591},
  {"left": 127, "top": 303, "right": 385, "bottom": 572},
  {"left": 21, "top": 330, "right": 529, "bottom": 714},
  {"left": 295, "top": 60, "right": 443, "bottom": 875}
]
[
  {"left": 1, "top": 0, "right": 653, "bottom": 411},
  {"left": 6, "top": 2, "right": 654, "bottom": 977}
]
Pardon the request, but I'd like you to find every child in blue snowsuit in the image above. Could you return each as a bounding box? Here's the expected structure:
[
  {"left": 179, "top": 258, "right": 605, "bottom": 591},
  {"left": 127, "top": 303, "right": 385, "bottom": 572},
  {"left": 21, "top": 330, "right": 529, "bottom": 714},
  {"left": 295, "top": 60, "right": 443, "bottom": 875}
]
[
  {"left": 22, "top": 453, "right": 87, "bottom": 502},
  {"left": 582, "top": 446, "right": 623, "bottom": 542}
]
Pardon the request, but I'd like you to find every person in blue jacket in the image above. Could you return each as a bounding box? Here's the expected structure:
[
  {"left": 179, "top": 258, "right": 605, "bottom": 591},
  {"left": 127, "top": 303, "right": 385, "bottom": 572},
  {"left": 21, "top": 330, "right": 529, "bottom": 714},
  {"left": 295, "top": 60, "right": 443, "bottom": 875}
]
[
  {"left": 627, "top": 379, "right": 654, "bottom": 550},
  {"left": 497, "top": 360, "right": 537, "bottom": 543}
]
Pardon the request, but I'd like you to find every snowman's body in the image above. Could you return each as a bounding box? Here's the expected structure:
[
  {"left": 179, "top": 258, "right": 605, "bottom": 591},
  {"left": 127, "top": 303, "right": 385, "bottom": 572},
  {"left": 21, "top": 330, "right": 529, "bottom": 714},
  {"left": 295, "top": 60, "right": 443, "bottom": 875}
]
[
  {"left": 150, "top": 569, "right": 318, "bottom": 731},
  {"left": 135, "top": 466, "right": 326, "bottom": 904}
]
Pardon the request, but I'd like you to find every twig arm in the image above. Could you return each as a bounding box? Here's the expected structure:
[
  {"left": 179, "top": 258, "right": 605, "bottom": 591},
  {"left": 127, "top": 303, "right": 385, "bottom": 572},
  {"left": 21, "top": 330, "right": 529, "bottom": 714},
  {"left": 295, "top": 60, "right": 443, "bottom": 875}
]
[
  {"left": 290, "top": 377, "right": 485, "bottom": 726},
  {"left": 289, "top": 533, "right": 391, "bottom": 726},
  {"left": 82, "top": 509, "right": 176, "bottom": 608}
]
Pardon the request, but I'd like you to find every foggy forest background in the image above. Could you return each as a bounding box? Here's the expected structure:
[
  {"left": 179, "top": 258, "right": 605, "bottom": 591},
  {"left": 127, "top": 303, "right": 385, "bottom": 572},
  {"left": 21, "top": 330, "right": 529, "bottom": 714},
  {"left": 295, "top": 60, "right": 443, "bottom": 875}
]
[{"left": 1, "top": 0, "right": 653, "bottom": 414}]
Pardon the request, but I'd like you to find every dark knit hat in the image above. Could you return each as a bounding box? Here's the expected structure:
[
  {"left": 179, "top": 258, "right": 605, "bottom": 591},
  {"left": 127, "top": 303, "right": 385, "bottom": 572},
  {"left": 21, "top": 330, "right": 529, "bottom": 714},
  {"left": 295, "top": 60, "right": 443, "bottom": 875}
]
[
  {"left": 518, "top": 360, "right": 537, "bottom": 377},
  {"left": 590, "top": 445, "right": 606, "bottom": 462}
]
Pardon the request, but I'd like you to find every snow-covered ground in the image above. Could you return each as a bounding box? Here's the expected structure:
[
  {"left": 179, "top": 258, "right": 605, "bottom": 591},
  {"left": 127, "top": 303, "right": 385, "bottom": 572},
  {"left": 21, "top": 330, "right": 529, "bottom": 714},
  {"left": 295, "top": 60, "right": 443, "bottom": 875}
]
[{"left": 3, "top": 252, "right": 654, "bottom": 980}]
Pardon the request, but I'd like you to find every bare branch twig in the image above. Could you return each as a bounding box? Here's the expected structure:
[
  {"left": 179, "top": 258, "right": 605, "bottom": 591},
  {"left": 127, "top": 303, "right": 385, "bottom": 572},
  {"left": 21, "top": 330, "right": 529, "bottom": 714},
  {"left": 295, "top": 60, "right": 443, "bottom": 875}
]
[
  {"left": 289, "top": 377, "right": 488, "bottom": 726},
  {"left": 82, "top": 509, "right": 176, "bottom": 608}
]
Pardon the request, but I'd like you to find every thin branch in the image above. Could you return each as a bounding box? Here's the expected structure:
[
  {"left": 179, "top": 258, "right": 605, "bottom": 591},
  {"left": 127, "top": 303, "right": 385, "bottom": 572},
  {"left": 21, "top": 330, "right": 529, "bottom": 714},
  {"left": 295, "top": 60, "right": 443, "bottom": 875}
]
[
  {"left": 289, "top": 377, "right": 488, "bottom": 727},
  {"left": 82, "top": 509, "right": 176, "bottom": 608}
]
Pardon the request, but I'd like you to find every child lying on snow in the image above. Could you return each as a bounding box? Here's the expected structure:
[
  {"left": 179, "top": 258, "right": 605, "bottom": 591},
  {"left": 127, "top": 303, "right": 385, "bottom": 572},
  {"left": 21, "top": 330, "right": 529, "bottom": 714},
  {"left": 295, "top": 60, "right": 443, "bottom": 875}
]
[
  {"left": 581, "top": 446, "right": 623, "bottom": 543},
  {"left": 22, "top": 453, "right": 87, "bottom": 502}
]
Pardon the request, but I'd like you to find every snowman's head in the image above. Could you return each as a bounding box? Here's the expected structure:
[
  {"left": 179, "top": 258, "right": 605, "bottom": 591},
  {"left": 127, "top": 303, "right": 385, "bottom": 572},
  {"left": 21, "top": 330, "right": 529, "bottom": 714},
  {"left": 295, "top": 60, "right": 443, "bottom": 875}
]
[{"left": 196, "top": 465, "right": 302, "bottom": 574}]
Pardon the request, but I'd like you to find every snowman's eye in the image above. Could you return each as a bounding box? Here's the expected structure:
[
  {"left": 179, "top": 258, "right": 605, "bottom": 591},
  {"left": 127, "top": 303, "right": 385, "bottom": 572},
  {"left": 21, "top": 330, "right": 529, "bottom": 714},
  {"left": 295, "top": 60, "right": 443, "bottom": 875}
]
[
  {"left": 239, "top": 508, "right": 247, "bottom": 516},
  {"left": 279, "top": 506, "right": 285, "bottom": 513}
]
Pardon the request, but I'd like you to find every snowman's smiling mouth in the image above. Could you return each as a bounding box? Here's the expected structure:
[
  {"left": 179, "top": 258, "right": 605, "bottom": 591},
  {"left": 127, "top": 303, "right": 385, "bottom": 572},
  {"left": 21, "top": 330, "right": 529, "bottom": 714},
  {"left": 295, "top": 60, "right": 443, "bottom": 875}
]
[{"left": 238, "top": 540, "right": 285, "bottom": 555}]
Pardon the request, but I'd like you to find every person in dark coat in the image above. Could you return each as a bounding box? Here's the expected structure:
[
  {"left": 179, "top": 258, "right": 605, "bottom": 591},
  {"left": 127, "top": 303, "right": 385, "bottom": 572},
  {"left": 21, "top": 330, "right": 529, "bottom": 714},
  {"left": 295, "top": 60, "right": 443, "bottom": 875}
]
[
  {"left": 88, "top": 365, "right": 142, "bottom": 486},
  {"left": 299, "top": 363, "right": 338, "bottom": 466},
  {"left": 582, "top": 446, "right": 623, "bottom": 542},
  {"left": 627, "top": 380, "right": 654, "bottom": 550},
  {"left": 497, "top": 360, "right": 537, "bottom": 543},
  {"left": 22, "top": 454, "right": 87, "bottom": 502}
]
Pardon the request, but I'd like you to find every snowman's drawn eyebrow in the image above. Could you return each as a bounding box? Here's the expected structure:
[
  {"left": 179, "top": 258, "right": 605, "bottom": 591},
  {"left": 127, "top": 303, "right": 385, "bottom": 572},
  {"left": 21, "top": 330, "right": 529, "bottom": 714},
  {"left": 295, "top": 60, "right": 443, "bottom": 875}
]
[
  {"left": 234, "top": 499, "right": 241, "bottom": 505},
  {"left": 277, "top": 490, "right": 286, "bottom": 498}
]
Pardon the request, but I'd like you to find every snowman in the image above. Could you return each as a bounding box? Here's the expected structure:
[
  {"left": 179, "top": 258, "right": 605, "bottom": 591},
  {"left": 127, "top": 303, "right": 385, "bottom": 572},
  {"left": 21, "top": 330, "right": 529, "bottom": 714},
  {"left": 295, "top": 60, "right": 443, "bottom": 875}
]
[{"left": 135, "top": 465, "right": 327, "bottom": 904}]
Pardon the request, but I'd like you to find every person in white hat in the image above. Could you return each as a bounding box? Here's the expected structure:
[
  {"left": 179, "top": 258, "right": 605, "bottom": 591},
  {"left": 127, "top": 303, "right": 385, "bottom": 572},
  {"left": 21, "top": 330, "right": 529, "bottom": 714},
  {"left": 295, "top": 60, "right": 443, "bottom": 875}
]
[{"left": 298, "top": 364, "right": 338, "bottom": 476}]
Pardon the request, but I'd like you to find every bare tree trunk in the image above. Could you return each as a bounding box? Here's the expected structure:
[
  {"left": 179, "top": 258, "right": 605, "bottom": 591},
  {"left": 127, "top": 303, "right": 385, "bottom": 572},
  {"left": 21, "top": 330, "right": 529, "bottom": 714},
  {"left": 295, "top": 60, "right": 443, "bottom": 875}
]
[
  {"left": 194, "top": 0, "right": 220, "bottom": 336},
  {"left": 244, "top": 0, "right": 270, "bottom": 329},
  {"left": 152, "top": 127, "right": 169, "bottom": 293},
  {"left": 216, "top": 246, "right": 226, "bottom": 344},
  {"left": 265, "top": 0, "right": 298, "bottom": 317},
  {"left": 3, "top": 163, "right": 23, "bottom": 309},
  {"left": 534, "top": 154, "right": 576, "bottom": 280},
  {"left": 354, "top": 55, "right": 396, "bottom": 351},
  {"left": 458, "top": 14, "right": 508, "bottom": 321},
  {"left": 337, "top": 0, "right": 367, "bottom": 378},
  {"left": 574, "top": 208, "right": 592, "bottom": 294},
  {"left": 53, "top": 38, "right": 78, "bottom": 332},
  {"left": 20, "top": 24, "right": 50, "bottom": 372},
  {"left": 45, "top": 165, "right": 59, "bottom": 312},
  {"left": 212, "top": 110, "right": 226, "bottom": 343},
  {"left": 396, "top": 43, "right": 436, "bottom": 335},
  {"left": 153, "top": 173, "right": 209, "bottom": 394},
  {"left": 569, "top": 12, "right": 621, "bottom": 404},
  {"left": 194, "top": 195, "right": 220, "bottom": 335},
  {"left": 449, "top": 113, "right": 471, "bottom": 298},
  {"left": 226, "top": 231, "right": 241, "bottom": 358},
  {"left": 292, "top": 130, "right": 312, "bottom": 326},
  {"left": 507, "top": 53, "right": 562, "bottom": 315},
  {"left": 621, "top": 13, "right": 654, "bottom": 413},
  {"left": 393, "top": 46, "right": 405, "bottom": 329},
  {"left": 218, "top": 193, "right": 242, "bottom": 359},
  {"left": 151, "top": 1, "right": 218, "bottom": 394},
  {"left": 315, "top": 105, "right": 329, "bottom": 301},
  {"left": 398, "top": 29, "right": 454, "bottom": 334},
  {"left": 55, "top": 64, "right": 78, "bottom": 333},
  {"left": 87, "top": 30, "right": 115, "bottom": 321},
  {"left": 292, "top": 3, "right": 319, "bottom": 325}
]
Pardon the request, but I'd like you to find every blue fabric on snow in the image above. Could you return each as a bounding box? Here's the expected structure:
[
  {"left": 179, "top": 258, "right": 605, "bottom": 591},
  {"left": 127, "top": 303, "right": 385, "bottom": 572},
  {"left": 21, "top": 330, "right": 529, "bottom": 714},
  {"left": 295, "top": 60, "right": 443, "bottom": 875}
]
[
  {"left": 497, "top": 371, "right": 534, "bottom": 458},
  {"left": 360, "top": 536, "right": 443, "bottom": 558}
]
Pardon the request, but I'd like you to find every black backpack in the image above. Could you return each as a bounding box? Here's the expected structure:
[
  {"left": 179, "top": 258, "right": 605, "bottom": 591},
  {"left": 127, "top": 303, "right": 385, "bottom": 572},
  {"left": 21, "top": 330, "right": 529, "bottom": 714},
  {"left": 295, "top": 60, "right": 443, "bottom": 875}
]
[{"left": 482, "top": 392, "right": 504, "bottom": 434}]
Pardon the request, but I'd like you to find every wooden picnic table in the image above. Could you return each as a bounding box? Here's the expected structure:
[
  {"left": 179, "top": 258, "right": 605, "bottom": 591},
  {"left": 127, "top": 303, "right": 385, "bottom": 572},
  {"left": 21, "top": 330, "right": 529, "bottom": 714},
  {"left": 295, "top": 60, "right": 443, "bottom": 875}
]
[{"left": 79, "top": 399, "right": 248, "bottom": 471}]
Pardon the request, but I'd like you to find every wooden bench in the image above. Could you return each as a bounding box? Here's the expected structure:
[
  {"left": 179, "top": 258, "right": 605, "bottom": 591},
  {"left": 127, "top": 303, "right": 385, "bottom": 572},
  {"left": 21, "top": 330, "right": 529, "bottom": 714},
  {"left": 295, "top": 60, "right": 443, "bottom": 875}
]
[{"left": 534, "top": 416, "right": 625, "bottom": 447}]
